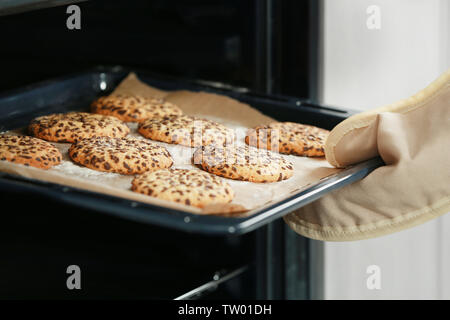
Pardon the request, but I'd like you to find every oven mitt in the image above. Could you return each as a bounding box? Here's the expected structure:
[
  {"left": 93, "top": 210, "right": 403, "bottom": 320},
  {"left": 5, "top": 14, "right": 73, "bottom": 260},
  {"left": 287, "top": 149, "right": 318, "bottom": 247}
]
[{"left": 284, "top": 68, "right": 450, "bottom": 241}]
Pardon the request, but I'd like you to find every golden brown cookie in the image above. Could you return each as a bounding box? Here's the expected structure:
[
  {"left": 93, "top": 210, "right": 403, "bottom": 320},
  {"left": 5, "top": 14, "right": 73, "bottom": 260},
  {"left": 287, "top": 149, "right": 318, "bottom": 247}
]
[
  {"left": 0, "top": 135, "right": 62, "bottom": 169},
  {"left": 91, "top": 94, "right": 183, "bottom": 122},
  {"left": 138, "top": 115, "right": 234, "bottom": 147},
  {"left": 29, "top": 112, "right": 130, "bottom": 143},
  {"left": 245, "top": 122, "right": 329, "bottom": 157},
  {"left": 193, "top": 144, "right": 294, "bottom": 183},
  {"left": 131, "top": 168, "right": 234, "bottom": 208},
  {"left": 68, "top": 136, "right": 173, "bottom": 175}
]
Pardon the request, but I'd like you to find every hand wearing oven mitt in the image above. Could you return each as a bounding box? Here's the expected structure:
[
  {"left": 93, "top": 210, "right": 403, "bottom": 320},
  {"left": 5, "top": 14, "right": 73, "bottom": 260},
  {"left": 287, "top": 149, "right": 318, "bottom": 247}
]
[{"left": 284, "top": 68, "right": 450, "bottom": 241}]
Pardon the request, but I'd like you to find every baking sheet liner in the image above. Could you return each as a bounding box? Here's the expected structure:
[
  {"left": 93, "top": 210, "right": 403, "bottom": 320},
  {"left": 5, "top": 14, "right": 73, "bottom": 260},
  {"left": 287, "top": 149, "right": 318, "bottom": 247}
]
[{"left": 0, "top": 73, "right": 341, "bottom": 216}]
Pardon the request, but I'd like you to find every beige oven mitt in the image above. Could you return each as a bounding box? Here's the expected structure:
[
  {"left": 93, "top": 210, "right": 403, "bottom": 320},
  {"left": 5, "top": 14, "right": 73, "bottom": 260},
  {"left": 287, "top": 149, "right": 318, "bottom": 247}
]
[{"left": 284, "top": 68, "right": 450, "bottom": 241}]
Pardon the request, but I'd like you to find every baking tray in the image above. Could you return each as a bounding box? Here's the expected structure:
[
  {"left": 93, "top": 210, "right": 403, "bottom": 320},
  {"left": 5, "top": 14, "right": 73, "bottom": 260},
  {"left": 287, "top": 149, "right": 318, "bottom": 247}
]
[{"left": 0, "top": 66, "right": 384, "bottom": 235}]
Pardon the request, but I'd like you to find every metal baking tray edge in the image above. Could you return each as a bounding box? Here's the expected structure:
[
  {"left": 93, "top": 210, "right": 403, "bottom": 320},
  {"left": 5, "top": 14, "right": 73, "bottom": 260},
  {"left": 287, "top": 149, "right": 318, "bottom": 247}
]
[{"left": 0, "top": 66, "right": 384, "bottom": 235}]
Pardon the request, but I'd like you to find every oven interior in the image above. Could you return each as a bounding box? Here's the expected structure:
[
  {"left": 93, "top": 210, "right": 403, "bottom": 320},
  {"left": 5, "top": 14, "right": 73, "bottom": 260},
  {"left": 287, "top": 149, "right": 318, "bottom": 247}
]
[{"left": 0, "top": 0, "right": 326, "bottom": 299}]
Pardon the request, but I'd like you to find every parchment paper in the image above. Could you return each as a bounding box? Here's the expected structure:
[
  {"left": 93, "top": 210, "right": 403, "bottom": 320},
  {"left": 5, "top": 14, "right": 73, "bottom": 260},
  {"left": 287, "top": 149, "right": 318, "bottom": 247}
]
[{"left": 0, "top": 73, "right": 341, "bottom": 216}]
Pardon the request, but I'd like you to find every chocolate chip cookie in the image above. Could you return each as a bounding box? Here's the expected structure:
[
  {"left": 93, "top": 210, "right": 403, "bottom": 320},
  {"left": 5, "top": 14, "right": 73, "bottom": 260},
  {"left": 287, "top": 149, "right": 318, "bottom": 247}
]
[
  {"left": 138, "top": 115, "right": 234, "bottom": 147},
  {"left": 69, "top": 136, "right": 173, "bottom": 175},
  {"left": 193, "top": 144, "right": 294, "bottom": 183},
  {"left": 29, "top": 112, "right": 130, "bottom": 143},
  {"left": 0, "top": 134, "right": 62, "bottom": 169},
  {"left": 245, "top": 122, "right": 329, "bottom": 157},
  {"left": 131, "top": 168, "right": 234, "bottom": 207},
  {"left": 91, "top": 94, "right": 183, "bottom": 122}
]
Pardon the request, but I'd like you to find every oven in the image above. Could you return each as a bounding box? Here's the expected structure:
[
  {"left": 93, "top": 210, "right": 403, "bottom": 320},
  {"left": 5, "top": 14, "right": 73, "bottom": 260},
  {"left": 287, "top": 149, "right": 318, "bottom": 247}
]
[{"left": 0, "top": 0, "right": 373, "bottom": 300}]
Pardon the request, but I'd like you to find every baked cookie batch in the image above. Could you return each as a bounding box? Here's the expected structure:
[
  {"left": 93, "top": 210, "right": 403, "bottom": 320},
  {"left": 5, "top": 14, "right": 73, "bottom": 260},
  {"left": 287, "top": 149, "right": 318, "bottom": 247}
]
[{"left": 0, "top": 92, "right": 329, "bottom": 208}]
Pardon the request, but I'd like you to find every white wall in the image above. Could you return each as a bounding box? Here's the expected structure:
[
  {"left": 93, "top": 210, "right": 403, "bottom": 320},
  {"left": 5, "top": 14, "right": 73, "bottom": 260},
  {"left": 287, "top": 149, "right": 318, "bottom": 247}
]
[{"left": 319, "top": 0, "right": 450, "bottom": 299}]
